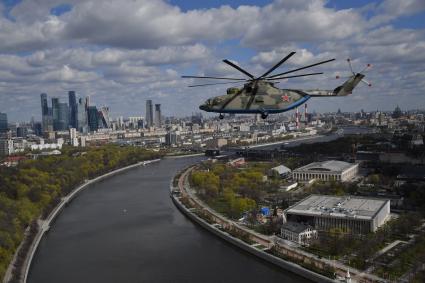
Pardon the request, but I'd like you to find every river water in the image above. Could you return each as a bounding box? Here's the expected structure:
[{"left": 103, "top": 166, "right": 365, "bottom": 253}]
[{"left": 28, "top": 157, "right": 310, "bottom": 283}]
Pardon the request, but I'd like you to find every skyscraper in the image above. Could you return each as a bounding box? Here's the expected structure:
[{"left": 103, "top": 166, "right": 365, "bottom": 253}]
[
  {"left": 98, "top": 106, "right": 110, "bottom": 128},
  {"left": 145, "top": 100, "right": 153, "bottom": 128},
  {"left": 0, "top": 112, "right": 8, "bottom": 133},
  {"left": 68, "top": 91, "right": 78, "bottom": 128},
  {"left": 33, "top": 122, "right": 42, "bottom": 136},
  {"left": 58, "top": 102, "right": 69, "bottom": 130},
  {"left": 87, "top": 106, "right": 99, "bottom": 132},
  {"left": 77, "top": 97, "right": 88, "bottom": 133},
  {"left": 41, "top": 93, "right": 49, "bottom": 116},
  {"left": 16, "top": 127, "right": 28, "bottom": 137},
  {"left": 40, "top": 93, "right": 53, "bottom": 132},
  {"left": 154, "top": 104, "right": 161, "bottom": 127},
  {"left": 52, "top": 97, "right": 60, "bottom": 131}
]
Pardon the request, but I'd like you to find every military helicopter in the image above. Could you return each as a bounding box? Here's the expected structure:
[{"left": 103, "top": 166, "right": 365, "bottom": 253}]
[{"left": 182, "top": 51, "right": 371, "bottom": 119}]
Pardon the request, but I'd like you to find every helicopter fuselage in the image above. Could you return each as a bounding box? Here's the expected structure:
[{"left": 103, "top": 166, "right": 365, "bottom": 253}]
[{"left": 199, "top": 80, "right": 310, "bottom": 115}]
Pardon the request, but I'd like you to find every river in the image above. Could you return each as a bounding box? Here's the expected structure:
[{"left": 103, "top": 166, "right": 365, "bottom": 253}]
[{"left": 28, "top": 157, "right": 310, "bottom": 283}]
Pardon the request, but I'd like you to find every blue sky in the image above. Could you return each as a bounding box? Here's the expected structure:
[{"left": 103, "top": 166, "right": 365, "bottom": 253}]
[{"left": 0, "top": 0, "right": 424, "bottom": 121}]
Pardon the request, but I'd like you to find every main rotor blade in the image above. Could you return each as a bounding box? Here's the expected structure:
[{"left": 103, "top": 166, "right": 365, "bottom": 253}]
[
  {"left": 223, "top": 59, "right": 255, "bottom": 79},
  {"left": 188, "top": 81, "right": 245, "bottom": 87},
  {"left": 267, "top": 72, "right": 324, "bottom": 80},
  {"left": 259, "top": 51, "right": 296, "bottom": 78},
  {"left": 182, "top": 75, "right": 246, "bottom": 81},
  {"left": 267, "top": 58, "right": 335, "bottom": 78}
]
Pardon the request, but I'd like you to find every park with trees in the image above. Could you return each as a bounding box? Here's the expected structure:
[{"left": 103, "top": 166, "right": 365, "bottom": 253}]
[{"left": 189, "top": 162, "right": 276, "bottom": 220}]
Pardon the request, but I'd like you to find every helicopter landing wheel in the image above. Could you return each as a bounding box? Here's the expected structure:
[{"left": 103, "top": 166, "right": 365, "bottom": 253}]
[
  {"left": 261, "top": 112, "right": 268, "bottom": 119},
  {"left": 219, "top": 113, "right": 224, "bottom": 120}
]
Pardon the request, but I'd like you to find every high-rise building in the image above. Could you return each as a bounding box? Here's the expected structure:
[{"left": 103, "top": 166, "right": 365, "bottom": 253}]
[
  {"left": 165, "top": 131, "right": 178, "bottom": 146},
  {"left": 33, "top": 122, "right": 42, "bottom": 136},
  {"left": 40, "top": 93, "right": 49, "bottom": 116},
  {"left": 117, "top": 116, "right": 124, "bottom": 129},
  {"left": 51, "top": 97, "right": 60, "bottom": 131},
  {"left": 145, "top": 100, "right": 153, "bottom": 128},
  {"left": 77, "top": 97, "right": 88, "bottom": 133},
  {"left": 154, "top": 104, "right": 161, "bottom": 127},
  {"left": 98, "top": 106, "right": 110, "bottom": 129},
  {"left": 137, "top": 119, "right": 144, "bottom": 129},
  {"left": 0, "top": 139, "right": 13, "bottom": 156},
  {"left": 16, "top": 126, "right": 28, "bottom": 137},
  {"left": 87, "top": 106, "right": 99, "bottom": 132},
  {"left": 40, "top": 93, "right": 53, "bottom": 132},
  {"left": 0, "top": 112, "right": 8, "bottom": 133},
  {"left": 58, "top": 102, "right": 69, "bottom": 130},
  {"left": 128, "top": 117, "right": 144, "bottom": 129},
  {"left": 68, "top": 91, "right": 78, "bottom": 128},
  {"left": 69, "top": 128, "right": 78, "bottom": 147}
]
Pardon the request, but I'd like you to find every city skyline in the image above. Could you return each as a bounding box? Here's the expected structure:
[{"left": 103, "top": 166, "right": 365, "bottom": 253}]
[
  {"left": 0, "top": 0, "right": 424, "bottom": 121},
  {"left": 0, "top": 2, "right": 424, "bottom": 281}
]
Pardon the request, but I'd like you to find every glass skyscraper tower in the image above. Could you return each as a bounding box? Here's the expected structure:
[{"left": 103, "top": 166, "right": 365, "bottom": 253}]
[
  {"left": 40, "top": 93, "right": 53, "bottom": 132},
  {"left": 68, "top": 91, "right": 78, "bottom": 128},
  {"left": 145, "top": 100, "right": 153, "bottom": 128},
  {"left": 0, "top": 112, "right": 8, "bottom": 133},
  {"left": 154, "top": 104, "right": 161, "bottom": 127}
]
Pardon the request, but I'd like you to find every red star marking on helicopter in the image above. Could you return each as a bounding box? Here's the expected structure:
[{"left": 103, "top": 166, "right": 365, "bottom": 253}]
[{"left": 281, "top": 94, "right": 290, "bottom": 102}]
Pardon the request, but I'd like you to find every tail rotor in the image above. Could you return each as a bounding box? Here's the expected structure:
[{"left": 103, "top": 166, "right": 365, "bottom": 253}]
[
  {"left": 335, "top": 58, "right": 372, "bottom": 87},
  {"left": 347, "top": 58, "right": 355, "bottom": 75}
]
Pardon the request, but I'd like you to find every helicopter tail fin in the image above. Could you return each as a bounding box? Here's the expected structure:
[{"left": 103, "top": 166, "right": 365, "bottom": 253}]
[
  {"left": 333, "top": 59, "right": 372, "bottom": 96},
  {"left": 303, "top": 59, "right": 371, "bottom": 97},
  {"left": 332, "top": 73, "right": 365, "bottom": 96}
]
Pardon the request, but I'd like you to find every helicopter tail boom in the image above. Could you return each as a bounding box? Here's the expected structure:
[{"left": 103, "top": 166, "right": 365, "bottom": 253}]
[{"left": 306, "top": 73, "right": 365, "bottom": 97}]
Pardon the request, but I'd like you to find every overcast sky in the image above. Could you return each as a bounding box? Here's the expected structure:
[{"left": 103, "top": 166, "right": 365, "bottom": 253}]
[{"left": 0, "top": 0, "right": 424, "bottom": 122}]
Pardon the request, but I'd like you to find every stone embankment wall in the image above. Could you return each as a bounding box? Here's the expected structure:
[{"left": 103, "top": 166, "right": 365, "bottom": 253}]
[{"left": 173, "top": 166, "right": 385, "bottom": 283}]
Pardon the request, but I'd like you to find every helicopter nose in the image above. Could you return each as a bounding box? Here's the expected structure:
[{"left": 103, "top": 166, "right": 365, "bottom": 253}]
[{"left": 199, "top": 100, "right": 210, "bottom": 111}]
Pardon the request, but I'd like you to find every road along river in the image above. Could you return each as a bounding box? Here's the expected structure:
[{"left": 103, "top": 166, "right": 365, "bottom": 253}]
[{"left": 28, "top": 157, "right": 310, "bottom": 283}]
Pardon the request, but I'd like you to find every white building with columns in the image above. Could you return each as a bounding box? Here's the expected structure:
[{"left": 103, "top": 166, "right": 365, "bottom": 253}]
[{"left": 292, "top": 160, "right": 358, "bottom": 182}]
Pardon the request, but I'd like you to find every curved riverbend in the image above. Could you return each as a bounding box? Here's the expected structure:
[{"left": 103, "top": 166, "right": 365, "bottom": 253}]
[
  {"left": 20, "top": 159, "right": 160, "bottom": 283},
  {"left": 28, "top": 157, "right": 310, "bottom": 283}
]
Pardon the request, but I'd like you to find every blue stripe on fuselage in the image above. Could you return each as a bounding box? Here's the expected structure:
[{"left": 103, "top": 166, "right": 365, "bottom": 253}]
[{"left": 206, "top": 95, "right": 311, "bottom": 114}]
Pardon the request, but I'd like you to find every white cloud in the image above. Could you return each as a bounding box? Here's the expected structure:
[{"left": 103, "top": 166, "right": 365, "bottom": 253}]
[
  {"left": 369, "top": 0, "right": 425, "bottom": 26},
  {"left": 0, "top": 0, "right": 365, "bottom": 52},
  {"left": 0, "top": 0, "right": 424, "bottom": 120}
]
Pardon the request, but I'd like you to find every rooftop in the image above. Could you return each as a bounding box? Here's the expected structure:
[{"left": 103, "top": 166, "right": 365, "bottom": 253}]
[
  {"left": 282, "top": 222, "right": 313, "bottom": 234},
  {"left": 294, "top": 160, "right": 357, "bottom": 173},
  {"left": 286, "top": 195, "right": 389, "bottom": 220},
  {"left": 271, "top": 164, "right": 291, "bottom": 175}
]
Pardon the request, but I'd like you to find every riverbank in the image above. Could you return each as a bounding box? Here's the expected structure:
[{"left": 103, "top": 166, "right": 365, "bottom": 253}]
[
  {"left": 164, "top": 153, "right": 205, "bottom": 159},
  {"left": 171, "top": 166, "right": 334, "bottom": 283},
  {"left": 247, "top": 134, "right": 324, "bottom": 149},
  {"left": 171, "top": 165, "right": 384, "bottom": 283},
  {"left": 4, "top": 159, "right": 160, "bottom": 283}
]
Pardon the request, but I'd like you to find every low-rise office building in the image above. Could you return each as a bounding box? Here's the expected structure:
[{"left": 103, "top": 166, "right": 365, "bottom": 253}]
[
  {"left": 281, "top": 222, "right": 317, "bottom": 245},
  {"left": 285, "top": 195, "right": 390, "bottom": 234},
  {"left": 292, "top": 160, "right": 358, "bottom": 182}
]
